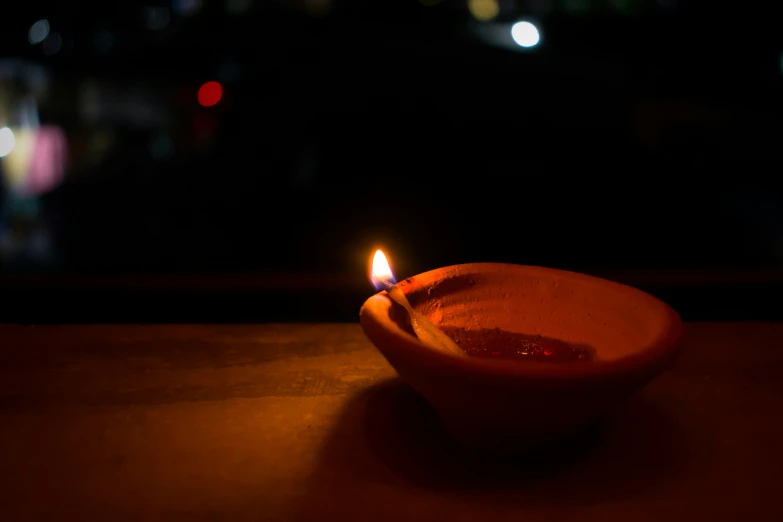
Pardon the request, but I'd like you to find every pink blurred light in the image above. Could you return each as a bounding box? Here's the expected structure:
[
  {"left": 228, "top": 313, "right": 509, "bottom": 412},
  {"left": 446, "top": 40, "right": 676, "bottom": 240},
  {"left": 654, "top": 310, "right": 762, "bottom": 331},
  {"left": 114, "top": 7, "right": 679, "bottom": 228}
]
[{"left": 23, "top": 125, "right": 68, "bottom": 196}]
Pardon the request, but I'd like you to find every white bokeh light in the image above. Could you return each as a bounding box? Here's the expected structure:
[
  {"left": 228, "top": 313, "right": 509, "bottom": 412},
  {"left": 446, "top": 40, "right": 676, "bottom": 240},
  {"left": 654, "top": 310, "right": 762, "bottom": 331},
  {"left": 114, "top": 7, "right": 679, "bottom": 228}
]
[
  {"left": 28, "top": 19, "right": 50, "bottom": 45},
  {"left": 511, "top": 21, "right": 540, "bottom": 48},
  {"left": 0, "top": 127, "right": 16, "bottom": 157}
]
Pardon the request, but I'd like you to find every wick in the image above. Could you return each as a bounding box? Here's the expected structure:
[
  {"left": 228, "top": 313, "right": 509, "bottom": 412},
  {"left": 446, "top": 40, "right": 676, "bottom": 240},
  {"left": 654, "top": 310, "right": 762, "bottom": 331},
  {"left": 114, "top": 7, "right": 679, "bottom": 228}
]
[
  {"left": 373, "top": 276, "right": 397, "bottom": 291},
  {"left": 381, "top": 282, "right": 465, "bottom": 357}
]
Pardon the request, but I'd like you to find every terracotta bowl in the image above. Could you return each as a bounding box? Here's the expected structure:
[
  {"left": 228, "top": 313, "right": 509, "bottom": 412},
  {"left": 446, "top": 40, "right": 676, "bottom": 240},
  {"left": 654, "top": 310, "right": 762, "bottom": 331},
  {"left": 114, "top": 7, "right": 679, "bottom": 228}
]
[{"left": 359, "top": 263, "right": 683, "bottom": 453}]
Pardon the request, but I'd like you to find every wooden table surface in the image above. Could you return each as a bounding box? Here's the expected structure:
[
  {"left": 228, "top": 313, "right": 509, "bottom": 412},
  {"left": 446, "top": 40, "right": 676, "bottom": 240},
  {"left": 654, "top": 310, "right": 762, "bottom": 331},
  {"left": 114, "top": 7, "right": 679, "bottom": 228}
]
[{"left": 1, "top": 323, "right": 782, "bottom": 521}]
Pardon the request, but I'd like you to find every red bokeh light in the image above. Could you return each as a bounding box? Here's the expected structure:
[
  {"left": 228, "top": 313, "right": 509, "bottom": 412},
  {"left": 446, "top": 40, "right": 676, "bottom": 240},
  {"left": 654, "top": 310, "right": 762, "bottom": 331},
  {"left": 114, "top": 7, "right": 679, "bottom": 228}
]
[{"left": 197, "top": 81, "right": 223, "bottom": 107}]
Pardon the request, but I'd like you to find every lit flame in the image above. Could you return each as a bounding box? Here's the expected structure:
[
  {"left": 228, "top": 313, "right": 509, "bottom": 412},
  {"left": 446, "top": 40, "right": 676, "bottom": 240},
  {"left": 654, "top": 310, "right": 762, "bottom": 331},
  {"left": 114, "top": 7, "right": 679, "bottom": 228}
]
[{"left": 370, "top": 249, "right": 396, "bottom": 291}]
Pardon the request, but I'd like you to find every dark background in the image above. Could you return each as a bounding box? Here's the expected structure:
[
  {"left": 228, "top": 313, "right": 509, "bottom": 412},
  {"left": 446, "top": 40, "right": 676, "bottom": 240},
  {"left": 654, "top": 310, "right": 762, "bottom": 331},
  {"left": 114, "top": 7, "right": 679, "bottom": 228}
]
[{"left": 1, "top": 0, "right": 782, "bottom": 322}]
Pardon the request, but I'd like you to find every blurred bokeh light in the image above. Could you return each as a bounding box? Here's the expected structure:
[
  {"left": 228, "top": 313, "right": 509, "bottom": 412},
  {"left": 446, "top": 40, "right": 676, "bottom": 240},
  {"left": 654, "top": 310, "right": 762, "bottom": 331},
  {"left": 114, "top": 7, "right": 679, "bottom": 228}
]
[
  {"left": 468, "top": 0, "right": 499, "bottom": 22},
  {"left": 0, "top": 128, "right": 15, "bottom": 157},
  {"left": 27, "top": 20, "right": 50, "bottom": 45},
  {"left": 511, "top": 21, "right": 540, "bottom": 48},
  {"left": 197, "top": 81, "right": 223, "bottom": 107},
  {"left": 0, "top": 0, "right": 780, "bottom": 322}
]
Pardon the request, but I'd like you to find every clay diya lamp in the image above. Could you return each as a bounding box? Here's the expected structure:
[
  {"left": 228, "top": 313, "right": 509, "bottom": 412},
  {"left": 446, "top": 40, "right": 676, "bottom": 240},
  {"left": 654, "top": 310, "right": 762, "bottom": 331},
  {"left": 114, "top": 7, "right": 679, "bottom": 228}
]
[{"left": 360, "top": 252, "right": 683, "bottom": 454}]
